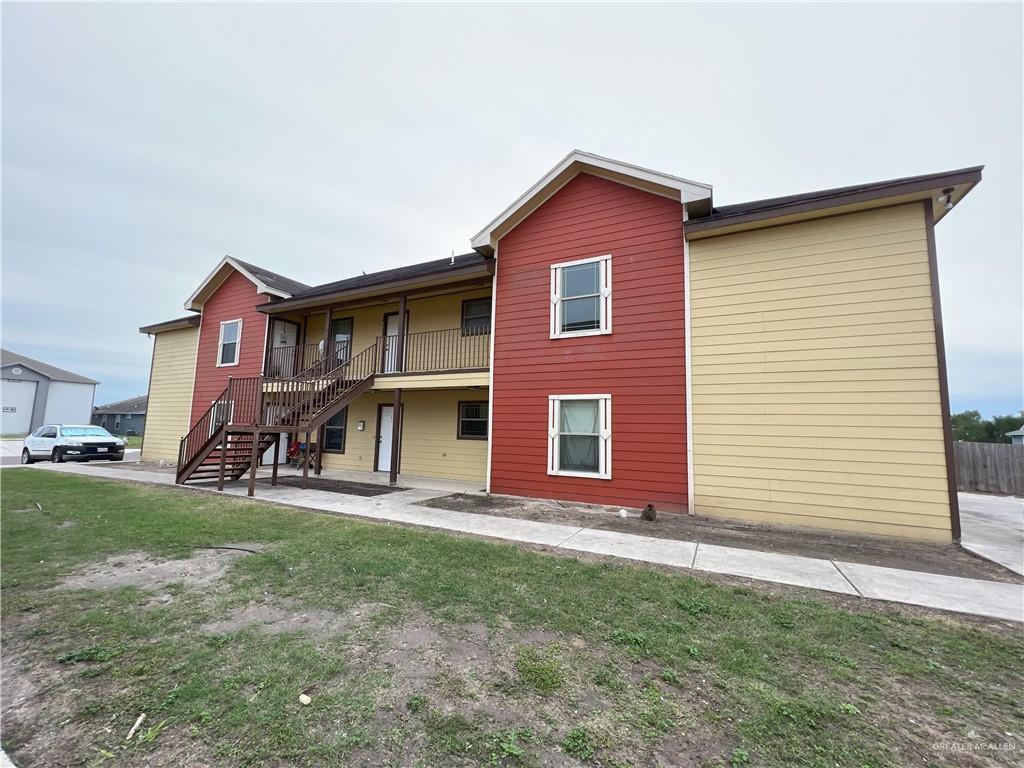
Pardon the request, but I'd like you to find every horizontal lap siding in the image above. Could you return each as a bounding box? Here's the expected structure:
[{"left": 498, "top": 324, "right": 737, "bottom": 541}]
[
  {"left": 689, "top": 203, "right": 953, "bottom": 542},
  {"left": 141, "top": 327, "right": 198, "bottom": 461},
  {"left": 490, "top": 173, "right": 687, "bottom": 511},
  {"left": 190, "top": 271, "right": 269, "bottom": 425},
  {"left": 318, "top": 389, "right": 487, "bottom": 484}
]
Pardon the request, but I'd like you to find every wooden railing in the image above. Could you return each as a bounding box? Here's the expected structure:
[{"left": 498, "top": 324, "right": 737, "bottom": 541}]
[
  {"left": 177, "top": 384, "right": 231, "bottom": 479},
  {"left": 267, "top": 328, "right": 490, "bottom": 379},
  {"left": 263, "top": 341, "right": 380, "bottom": 430},
  {"left": 394, "top": 326, "right": 490, "bottom": 373}
]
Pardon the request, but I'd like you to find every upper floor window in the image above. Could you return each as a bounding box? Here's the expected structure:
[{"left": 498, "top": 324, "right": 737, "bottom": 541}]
[
  {"left": 550, "top": 255, "right": 612, "bottom": 339},
  {"left": 461, "top": 298, "right": 491, "bottom": 335},
  {"left": 217, "top": 319, "right": 242, "bottom": 366}
]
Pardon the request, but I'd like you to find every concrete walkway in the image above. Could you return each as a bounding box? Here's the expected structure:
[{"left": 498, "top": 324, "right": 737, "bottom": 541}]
[
  {"left": 10, "top": 462, "right": 1023, "bottom": 623},
  {"left": 959, "top": 492, "right": 1024, "bottom": 576}
]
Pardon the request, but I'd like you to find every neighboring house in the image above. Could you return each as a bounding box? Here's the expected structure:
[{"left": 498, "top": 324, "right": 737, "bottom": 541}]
[
  {"left": 1005, "top": 427, "right": 1024, "bottom": 446},
  {"left": 92, "top": 395, "right": 148, "bottom": 436},
  {"left": 1, "top": 348, "right": 98, "bottom": 435},
  {"left": 139, "top": 151, "right": 981, "bottom": 543},
  {"left": 137, "top": 315, "right": 200, "bottom": 462}
]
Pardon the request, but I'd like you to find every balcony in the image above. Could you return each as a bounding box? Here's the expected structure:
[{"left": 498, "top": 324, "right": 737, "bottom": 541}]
[{"left": 264, "top": 326, "right": 491, "bottom": 380}]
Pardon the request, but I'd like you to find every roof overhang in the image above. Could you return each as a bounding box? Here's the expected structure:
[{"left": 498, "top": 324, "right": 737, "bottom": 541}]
[
  {"left": 685, "top": 166, "right": 983, "bottom": 240},
  {"left": 470, "top": 150, "right": 713, "bottom": 255},
  {"left": 139, "top": 315, "right": 201, "bottom": 335},
  {"left": 185, "top": 256, "right": 295, "bottom": 312},
  {"left": 261, "top": 260, "right": 495, "bottom": 315}
]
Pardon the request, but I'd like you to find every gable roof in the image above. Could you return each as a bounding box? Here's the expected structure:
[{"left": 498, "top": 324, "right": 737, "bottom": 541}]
[
  {"left": 185, "top": 256, "right": 311, "bottom": 311},
  {"left": 94, "top": 395, "right": 148, "bottom": 415},
  {"left": 470, "top": 150, "right": 713, "bottom": 255},
  {"left": 0, "top": 348, "right": 98, "bottom": 384},
  {"left": 263, "top": 252, "right": 494, "bottom": 313},
  {"left": 1005, "top": 426, "right": 1024, "bottom": 438}
]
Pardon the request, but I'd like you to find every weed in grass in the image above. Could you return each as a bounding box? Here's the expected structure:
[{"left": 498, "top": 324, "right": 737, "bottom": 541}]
[
  {"left": 135, "top": 718, "right": 172, "bottom": 745},
  {"left": 627, "top": 680, "right": 676, "bottom": 738},
  {"left": 425, "top": 711, "right": 480, "bottom": 756},
  {"left": 486, "top": 727, "right": 532, "bottom": 766},
  {"left": 730, "top": 747, "right": 750, "bottom": 766},
  {"left": 593, "top": 661, "right": 626, "bottom": 692},
  {"left": 563, "top": 726, "right": 597, "bottom": 760},
  {"left": 406, "top": 694, "right": 427, "bottom": 713},
  {"left": 675, "top": 594, "right": 712, "bottom": 617},
  {"left": 515, "top": 645, "right": 563, "bottom": 695},
  {"left": 608, "top": 629, "right": 650, "bottom": 655},
  {"left": 660, "top": 668, "right": 681, "bottom": 685},
  {"left": 838, "top": 702, "right": 861, "bottom": 716},
  {"left": 57, "top": 645, "right": 124, "bottom": 663}
]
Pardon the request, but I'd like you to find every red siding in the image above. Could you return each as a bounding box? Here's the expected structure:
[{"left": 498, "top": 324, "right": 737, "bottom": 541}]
[
  {"left": 490, "top": 173, "right": 688, "bottom": 511},
  {"left": 190, "top": 270, "right": 269, "bottom": 425}
]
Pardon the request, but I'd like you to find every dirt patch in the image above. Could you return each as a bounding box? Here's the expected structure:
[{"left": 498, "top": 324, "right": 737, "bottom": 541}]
[
  {"left": 258, "top": 475, "right": 406, "bottom": 496},
  {"left": 57, "top": 543, "right": 266, "bottom": 592},
  {"left": 418, "top": 493, "right": 1022, "bottom": 583},
  {"left": 201, "top": 598, "right": 383, "bottom": 639}
]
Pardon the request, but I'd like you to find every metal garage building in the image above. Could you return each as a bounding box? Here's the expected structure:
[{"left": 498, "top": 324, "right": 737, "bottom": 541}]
[{"left": 1, "top": 349, "right": 98, "bottom": 435}]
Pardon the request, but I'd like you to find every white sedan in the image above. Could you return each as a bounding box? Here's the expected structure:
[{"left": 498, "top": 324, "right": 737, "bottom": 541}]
[{"left": 21, "top": 425, "right": 126, "bottom": 464}]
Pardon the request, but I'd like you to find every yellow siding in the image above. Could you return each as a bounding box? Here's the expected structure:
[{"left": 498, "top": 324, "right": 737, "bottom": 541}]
[
  {"left": 141, "top": 327, "right": 199, "bottom": 462},
  {"left": 375, "top": 372, "right": 489, "bottom": 389},
  {"left": 303, "top": 288, "right": 491, "bottom": 367},
  {"left": 689, "top": 203, "right": 953, "bottom": 542},
  {"left": 319, "top": 388, "right": 488, "bottom": 485}
]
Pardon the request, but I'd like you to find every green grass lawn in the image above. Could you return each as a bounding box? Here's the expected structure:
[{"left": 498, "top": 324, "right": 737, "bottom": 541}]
[
  {"left": 122, "top": 435, "right": 143, "bottom": 448},
  {"left": 2, "top": 469, "right": 1022, "bottom": 767}
]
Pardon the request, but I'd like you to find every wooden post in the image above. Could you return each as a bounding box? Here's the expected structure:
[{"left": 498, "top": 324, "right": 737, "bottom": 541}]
[
  {"left": 271, "top": 434, "right": 280, "bottom": 486},
  {"left": 217, "top": 429, "right": 227, "bottom": 491},
  {"left": 389, "top": 388, "right": 402, "bottom": 486},
  {"left": 302, "top": 431, "right": 311, "bottom": 487},
  {"left": 247, "top": 430, "right": 259, "bottom": 497},
  {"left": 323, "top": 307, "right": 333, "bottom": 364},
  {"left": 395, "top": 294, "right": 407, "bottom": 373},
  {"left": 315, "top": 424, "right": 325, "bottom": 476}
]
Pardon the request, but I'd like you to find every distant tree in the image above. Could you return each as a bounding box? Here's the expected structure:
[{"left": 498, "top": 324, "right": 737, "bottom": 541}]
[{"left": 951, "top": 410, "right": 1024, "bottom": 443}]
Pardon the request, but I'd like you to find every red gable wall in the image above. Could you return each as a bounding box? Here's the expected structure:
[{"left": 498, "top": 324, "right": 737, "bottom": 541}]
[
  {"left": 190, "top": 270, "right": 269, "bottom": 425},
  {"left": 489, "top": 173, "right": 688, "bottom": 511}
]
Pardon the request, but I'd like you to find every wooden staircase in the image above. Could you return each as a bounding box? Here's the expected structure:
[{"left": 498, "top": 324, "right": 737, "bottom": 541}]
[{"left": 175, "top": 340, "right": 380, "bottom": 491}]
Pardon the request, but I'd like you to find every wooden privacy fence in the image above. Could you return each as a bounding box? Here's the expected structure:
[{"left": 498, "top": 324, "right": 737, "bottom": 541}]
[{"left": 954, "top": 442, "right": 1024, "bottom": 496}]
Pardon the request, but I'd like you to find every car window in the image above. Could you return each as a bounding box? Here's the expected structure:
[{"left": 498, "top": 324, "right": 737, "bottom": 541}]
[
  {"left": 41, "top": 428, "right": 57, "bottom": 438},
  {"left": 60, "top": 427, "right": 112, "bottom": 437}
]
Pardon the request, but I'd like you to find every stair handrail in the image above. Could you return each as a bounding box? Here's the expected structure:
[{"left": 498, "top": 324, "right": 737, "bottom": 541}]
[{"left": 177, "top": 380, "right": 232, "bottom": 478}]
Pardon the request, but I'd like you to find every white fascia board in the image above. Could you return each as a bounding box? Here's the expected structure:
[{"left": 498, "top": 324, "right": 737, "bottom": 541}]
[
  {"left": 184, "top": 256, "right": 292, "bottom": 311},
  {"left": 470, "top": 149, "right": 713, "bottom": 251}
]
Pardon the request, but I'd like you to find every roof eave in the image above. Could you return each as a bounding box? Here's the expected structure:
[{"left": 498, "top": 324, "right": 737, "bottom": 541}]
[
  {"left": 261, "top": 261, "right": 495, "bottom": 315},
  {"left": 184, "top": 256, "right": 295, "bottom": 312},
  {"left": 685, "top": 166, "right": 983, "bottom": 237}
]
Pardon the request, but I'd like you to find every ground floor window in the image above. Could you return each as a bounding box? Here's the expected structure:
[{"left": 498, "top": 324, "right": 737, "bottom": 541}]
[
  {"left": 324, "top": 407, "right": 348, "bottom": 452},
  {"left": 547, "top": 395, "right": 611, "bottom": 479},
  {"left": 458, "top": 401, "right": 488, "bottom": 439}
]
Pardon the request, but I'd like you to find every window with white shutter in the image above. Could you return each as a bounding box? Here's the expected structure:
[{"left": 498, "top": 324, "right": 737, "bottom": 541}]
[
  {"left": 547, "top": 395, "right": 612, "bottom": 479},
  {"left": 550, "top": 255, "right": 612, "bottom": 338}
]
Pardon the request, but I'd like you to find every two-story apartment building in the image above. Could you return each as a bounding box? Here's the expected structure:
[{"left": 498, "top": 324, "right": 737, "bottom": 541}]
[{"left": 140, "top": 151, "right": 980, "bottom": 543}]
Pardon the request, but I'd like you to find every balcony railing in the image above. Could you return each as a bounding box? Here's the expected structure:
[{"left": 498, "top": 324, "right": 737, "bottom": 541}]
[{"left": 265, "top": 327, "right": 490, "bottom": 379}]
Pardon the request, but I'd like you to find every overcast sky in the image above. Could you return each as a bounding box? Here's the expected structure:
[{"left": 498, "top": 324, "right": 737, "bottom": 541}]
[{"left": 3, "top": 3, "right": 1021, "bottom": 416}]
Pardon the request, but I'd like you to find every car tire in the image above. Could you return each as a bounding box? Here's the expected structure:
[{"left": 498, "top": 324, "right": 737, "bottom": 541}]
[
  {"left": 21, "top": 448, "right": 34, "bottom": 465},
  {"left": 52, "top": 448, "right": 64, "bottom": 464}
]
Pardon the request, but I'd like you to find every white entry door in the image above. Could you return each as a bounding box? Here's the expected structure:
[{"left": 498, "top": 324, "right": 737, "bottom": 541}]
[
  {"left": 377, "top": 405, "right": 395, "bottom": 471},
  {"left": 268, "top": 320, "right": 299, "bottom": 377},
  {"left": 382, "top": 313, "right": 405, "bottom": 373}
]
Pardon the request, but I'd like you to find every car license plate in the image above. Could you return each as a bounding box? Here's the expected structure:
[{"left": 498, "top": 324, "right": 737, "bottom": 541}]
[{"left": 97, "top": 447, "right": 107, "bottom": 453}]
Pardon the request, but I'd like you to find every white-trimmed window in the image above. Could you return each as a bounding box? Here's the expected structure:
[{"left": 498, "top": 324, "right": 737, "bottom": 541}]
[
  {"left": 217, "top": 319, "right": 242, "bottom": 366},
  {"left": 550, "top": 254, "right": 612, "bottom": 339},
  {"left": 547, "top": 395, "right": 611, "bottom": 479}
]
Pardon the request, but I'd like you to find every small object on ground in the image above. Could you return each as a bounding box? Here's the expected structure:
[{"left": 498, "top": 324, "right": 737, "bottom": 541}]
[
  {"left": 617, "top": 509, "right": 628, "bottom": 518},
  {"left": 126, "top": 713, "right": 146, "bottom": 741},
  {"left": 36, "top": 503, "right": 43, "bottom": 512},
  {"left": 641, "top": 504, "right": 657, "bottom": 521},
  {"left": 298, "top": 693, "right": 312, "bottom": 706}
]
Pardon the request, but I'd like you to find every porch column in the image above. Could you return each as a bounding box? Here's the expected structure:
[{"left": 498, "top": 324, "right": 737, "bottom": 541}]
[
  {"left": 302, "top": 431, "right": 311, "bottom": 487},
  {"left": 315, "top": 424, "right": 325, "bottom": 476},
  {"left": 322, "top": 307, "right": 333, "bottom": 362},
  {"left": 247, "top": 429, "right": 259, "bottom": 497},
  {"left": 395, "top": 294, "right": 407, "bottom": 373},
  {"left": 271, "top": 434, "right": 280, "bottom": 486},
  {"left": 389, "top": 388, "right": 402, "bottom": 486}
]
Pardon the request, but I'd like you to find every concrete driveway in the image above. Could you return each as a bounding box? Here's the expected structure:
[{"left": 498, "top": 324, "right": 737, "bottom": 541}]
[{"left": 960, "top": 492, "right": 1024, "bottom": 575}]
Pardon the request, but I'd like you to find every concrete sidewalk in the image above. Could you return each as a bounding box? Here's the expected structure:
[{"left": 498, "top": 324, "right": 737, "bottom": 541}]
[
  {"left": 11, "top": 462, "right": 1023, "bottom": 623},
  {"left": 959, "top": 492, "right": 1024, "bottom": 576}
]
